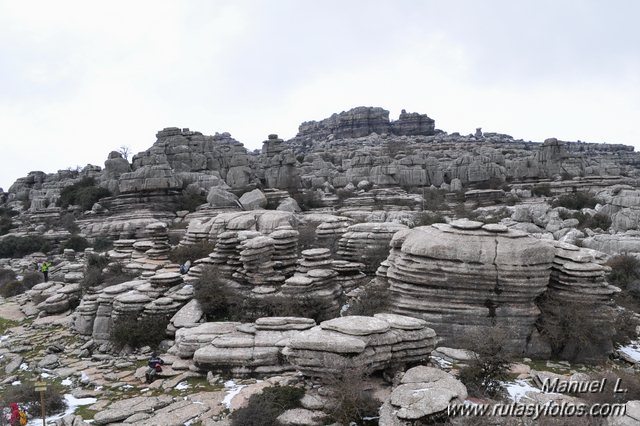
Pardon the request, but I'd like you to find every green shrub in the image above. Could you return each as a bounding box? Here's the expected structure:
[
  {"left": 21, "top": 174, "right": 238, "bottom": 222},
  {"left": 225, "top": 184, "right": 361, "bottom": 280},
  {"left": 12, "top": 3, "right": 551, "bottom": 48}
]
[
  {"left": 0, "top": 216, "right": 13, "bottom": 235},
  {"left": 537, "top": 294, "right": 615, "bottom": 363},
  {"left": 61, "top": 235, "right": 90, "bottom": 252},
  {"left": 60, "top": 212, "right": 80, "bottom": 234},
  {"left": 21, "top": 271, "right": 43, "bottom": 288},
  {"left": 294, "top": 190, "right": 323, "bottom": 211},
  {"left": 57, "top": 177, "right": 111, "bottom": 211},
  {"left": 0, "top": 268, "right": 16, "bottom": 286},
  {"left": 0, "top": 381, "right": 66, "bottom": 419},
  {"left": 323, "top": 363, "right": 381, "bottom": 425},
  {"left": 231, "top": 386, "right": 305, "bottom": 426},
  {"left": 0, "top": 280, "right": 26, "bottom": 297},
  {"left": 532, "top": 183, "right": 552, "bottom": 197},
  {"left": 458, "top": 328, "right": 512, "bottom": 399},
  {"left": 168, "top": 241, "right": 216, "bottom": 264},
  {"left": 194, "top": 268, "right": 234, "bottom": 321},
  {"left": 176, "top": 192, "right": 207, "bottom": 212},
  {"left": 110, "top": 314, "right": 169, "bottom": 350},
  {"left": 559, "top": 211, "right": 611, "bottom": 231},
  {"left": 0, "top": 235, "right": 51, "bottom": 258},
  {"left": 345, "top": 282, "right": 389, "bottom": 316},
  {"left": 552, "top": 192, "right": 599, "bottom": 210},
  {"left": 86, "top": 253, "right": 110, "bottom": 269},
  {"left": 607, "top": 255, "right": 640, "bottom": 288},
  {"left": 413, "top": 212, "right": 446, "bottom": 227},
  {"left": 92, "top": 236, "right": 113, "bottom": 252},
  {"left": 421, "top": 188, "right": 447, "bottom": 211}
]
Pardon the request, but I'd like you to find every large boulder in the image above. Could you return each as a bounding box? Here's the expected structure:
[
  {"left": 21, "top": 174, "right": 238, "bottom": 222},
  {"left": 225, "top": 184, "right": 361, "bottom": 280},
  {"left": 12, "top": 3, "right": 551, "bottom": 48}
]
[
  {"left": 207, "top": 187, "right": 240, "bottom": 208},
  {"left": 239, "top": 189, "right": 268, "bottom": 210}
]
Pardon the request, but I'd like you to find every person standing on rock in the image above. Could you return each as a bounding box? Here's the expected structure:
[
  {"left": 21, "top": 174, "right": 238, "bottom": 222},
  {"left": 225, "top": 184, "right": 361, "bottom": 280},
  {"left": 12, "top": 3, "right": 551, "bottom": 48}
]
[{"left": 40, "top": 260, "right": 51, "bottom": 282}]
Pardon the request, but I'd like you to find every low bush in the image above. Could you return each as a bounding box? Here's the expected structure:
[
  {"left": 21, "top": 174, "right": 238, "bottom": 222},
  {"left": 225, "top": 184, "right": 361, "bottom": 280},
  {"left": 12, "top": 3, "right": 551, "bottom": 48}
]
[
  {"left": 61, "top": 235, "right": 90, "bottom": 252},
  {"left": 322, "top": 362, "right": 380, "bottom": 425},
  {"left": 0, "top": 268, "right": 16, "bottom": 286},
  {"left": 60, "top": 212, "right": 80, "bottom": 234},
  {"left": 294, "top": 190, "right": 323, "bottom": 211},
  {"left": 194, "top": 267, "right": 334, "bottom": 322},
  {"left": 110, "top": 314, "right": 169, "bottom": 350},
  {"left": 458, "top": 328, "right": 512, "bottom": 398},
  {"left": 475, "top": 177, "right": 507, "bottom": 191},
  {"left": 82, "top": 254, "right": 135, "bottom": 290},
  {"left": 421, "top": 188, "right": 448, "bottom": 211},
  {"left": 0, "top": 381, "right": 66, "bottom": 419},
  {"left": 559, "top": 211, "right": 611, "bottom": 231},
  {"left": 168, "top": 241, "right": 216, "bottom": 265},
  {"left": 0, "top": 235, "right": 51, "bottom": 258},
  {"left": 574, "top": 370, "right": 640, "bottom": 405},
  {"left": 414, "top": 212, "right": 446, "bottom": 227},
  {"left": 92, "top": 236, "right": 113, "bottom": 252},
  {"left": 0, "top": 216, "right": 13, "bottom": 235},
  {"left": 0, "top": 280, "right": 26, "bottom": 297},
  {"left": 537, "top": 294, "right": 618, "bottom": 363},
  {"left": 231, "top": 385, "right": 305, "bottom": 426},
  {"left": 21, "top": 271, "right": 43, "bottom": 288},
  {"left": 345, "top": 282, "right": 389, "bottom": 316},
  {"left": 607, "top": 254, "right": 640, "bottom": 312},
  {"left": 297, "top": 223, "right": 317, "bottom": 253},
  {"left": 362, "top": 244, "right": 390, "bottom": 274},
  {"left": 176, "top": 192, "right": 207, "bottom": 212},
  {"left": 552, "top": 192, "right": 600, "bottom": 210},
  {"left": 57, "top": 177, "right": 111, "bottom": 211},
  {"left": 532, "top": 183, "right": 552, "bottom": 197}
]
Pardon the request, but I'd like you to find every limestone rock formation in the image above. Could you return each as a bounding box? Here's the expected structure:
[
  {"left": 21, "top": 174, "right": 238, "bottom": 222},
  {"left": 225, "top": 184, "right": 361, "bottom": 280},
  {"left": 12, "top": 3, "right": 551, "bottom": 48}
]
[
  {"left": 284, "top": 314, "right": 437, "bottom": 377},
  {"left": 379, "top": 366, "right": 467, "bottom": 425},
  {"left": 383, "top": 220, "right": 556, "bottom": 353}
]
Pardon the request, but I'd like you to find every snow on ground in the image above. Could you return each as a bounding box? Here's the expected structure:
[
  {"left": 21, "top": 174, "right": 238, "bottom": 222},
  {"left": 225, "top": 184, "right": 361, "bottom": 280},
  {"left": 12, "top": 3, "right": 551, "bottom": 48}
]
[
  {"left": 61, "top": 378, "right": 73, "bottom": 386},
  {"left": 19, "top": 362, "right": 29, "bottom": 371},
  {"left": 501, "top": 379, "right": 544, "bottom": 402},
  {"left": 26, "top": 394, "right": 97, "bottom": 426},
  {"left": 11, "top": 380, "right": 21, "bottom": 386},
  {"left": 617, "top": 340, "right": 640, "bottom": 363},
  {"left": 222, "top": 380, "right": 247, "bottom": 409},
  {"left": 175, "top": 381, "right": 191, "bottom": 391}
]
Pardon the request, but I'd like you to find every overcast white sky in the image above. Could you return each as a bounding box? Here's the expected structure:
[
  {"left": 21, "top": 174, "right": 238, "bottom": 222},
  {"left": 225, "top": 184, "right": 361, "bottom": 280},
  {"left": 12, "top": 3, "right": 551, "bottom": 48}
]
[{"left": 1, "top": 0, "right": 639, "bottom": 189}]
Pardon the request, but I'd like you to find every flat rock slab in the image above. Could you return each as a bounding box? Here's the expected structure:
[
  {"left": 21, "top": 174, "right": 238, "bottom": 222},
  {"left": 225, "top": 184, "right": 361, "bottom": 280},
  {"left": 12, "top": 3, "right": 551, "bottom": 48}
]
[
  {"left": 321, "top": 316, "right": 390, "bottom": 336},
  {"left": 374, "top": 313, "right": 428, "bottom": 330},
  {"left": 277, "top": 408, "right": 326, "bottom": 426}
]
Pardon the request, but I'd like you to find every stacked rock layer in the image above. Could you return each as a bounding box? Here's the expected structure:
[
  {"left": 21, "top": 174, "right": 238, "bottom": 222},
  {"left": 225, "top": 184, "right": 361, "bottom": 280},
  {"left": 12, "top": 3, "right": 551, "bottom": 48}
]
[
  {"left": 285, "top": 314, "right": 437, "bottom": 377},
  {"left": 384, "top": 220, "right": 556, "bottom": 353}
]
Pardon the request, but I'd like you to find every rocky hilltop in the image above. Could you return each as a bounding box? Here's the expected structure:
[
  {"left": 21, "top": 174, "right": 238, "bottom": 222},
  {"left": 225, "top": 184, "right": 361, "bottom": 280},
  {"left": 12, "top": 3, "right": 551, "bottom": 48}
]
[{"left": 0, "top": 106, "right": 640, "bottom": 425}]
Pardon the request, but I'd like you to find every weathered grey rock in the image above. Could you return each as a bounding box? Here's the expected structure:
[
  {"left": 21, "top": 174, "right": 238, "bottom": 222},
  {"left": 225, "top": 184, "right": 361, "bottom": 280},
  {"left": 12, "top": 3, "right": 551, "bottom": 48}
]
[
  {"left": 383, "top": 223, "right": 556, "bottom": 353},
  {"left": 380, "top": 366, "right": 467, "bottom": 424},
  {"left": 239, "top": 189, "right": 268, "bottom": 210},
  {"left": 207, "top": 187, "right": 240, "bottom": 208}
]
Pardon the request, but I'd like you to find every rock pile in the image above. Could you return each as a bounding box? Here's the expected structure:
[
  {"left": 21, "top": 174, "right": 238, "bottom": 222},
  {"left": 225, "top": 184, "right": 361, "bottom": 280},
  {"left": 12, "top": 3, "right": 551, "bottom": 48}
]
[
  {"left": 297, "top": 248, "right": 332, "bottom": 273},
  {"left": 384, "top": 220, "right": 556, "bottom": 353},
  {"left": 284, "top": 314, "right": 437, "bottom": 377},
  {"left": 281, "top": 269, "right": 342, "bottom": 320},
  {"left": 269, "top": 227, "right": 299, "bottom": 277},
  {"left": 144, "top": 222, "right": 171, "bottom": 260},
  {"left": 187, "top": 317, "right": 316, "bottom": 376},
  {"left": 331, "top": 260, "right": 367, "bottom": 293},
  {"left": 233, "top": 236, "right": 284, "bottom": 292},
  {"left": 379, "top": 366, "right": 467, "bottom": 425},
  {"left": 337, "top": 222, "right": 408, "bottom": 272}
]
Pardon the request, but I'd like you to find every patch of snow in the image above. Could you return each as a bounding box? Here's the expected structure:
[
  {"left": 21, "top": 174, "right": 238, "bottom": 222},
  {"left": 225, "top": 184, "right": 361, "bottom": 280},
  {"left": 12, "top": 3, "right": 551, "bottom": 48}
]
[
  {"left": 26, "top": 394, "right": 97, "bottom": 426},
  {"left": 140, "top": 387, "right": 150, "bottom": 392},
  {"left": 61, "top": 378, "right": 73, "bottom": 386},
  {"left": 222, "top": 380, "right": 246, "bottom": 409},
  {"left": 617, "top": 340, "right": 640, "bottom": 363},
  {"left": 19, "top": 362, "right": 29, "bottom": 370},
  {"left": 120, "top": 384, "right": 133, "bottom": 390},
  {"left": 80, "top": 372, "right": 90, "bottom": 383},
  {"left": 11, "top": 380, "right": 21, "bottom": 386},
  {"left": 0, "top": 334, "right": 8, "bottom": 342},
  {"left": 94, "top": 385, "right": 103, "bottom": 391},
  {"left": 40, "top": 372, "right": 52, "bottom": 378},
  {"left": 175, "top": 381, "right": 191, "bottom": 391},
  {"left": 502, "top": 379, "right": 543, "bottom": 403}
]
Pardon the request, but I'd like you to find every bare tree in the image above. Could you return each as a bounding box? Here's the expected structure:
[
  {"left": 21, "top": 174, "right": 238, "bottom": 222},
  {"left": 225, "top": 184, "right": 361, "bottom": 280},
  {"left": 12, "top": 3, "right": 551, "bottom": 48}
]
[{"left": 118, "top": 145, "right": 131, "bottom": 160}]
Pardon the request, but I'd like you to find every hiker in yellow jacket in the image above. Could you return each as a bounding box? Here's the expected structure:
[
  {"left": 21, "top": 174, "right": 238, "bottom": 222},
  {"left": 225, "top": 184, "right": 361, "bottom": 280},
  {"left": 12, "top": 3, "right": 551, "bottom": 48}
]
[{"left": 41, "top": 261, "right": 51, "bottom": 282}]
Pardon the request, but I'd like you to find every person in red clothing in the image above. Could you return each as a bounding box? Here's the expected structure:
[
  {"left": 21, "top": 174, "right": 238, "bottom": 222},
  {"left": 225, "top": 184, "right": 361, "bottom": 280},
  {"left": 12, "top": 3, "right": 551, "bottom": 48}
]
[{"left": 8, "top": 403, "right": 20, "bottom": 426}]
